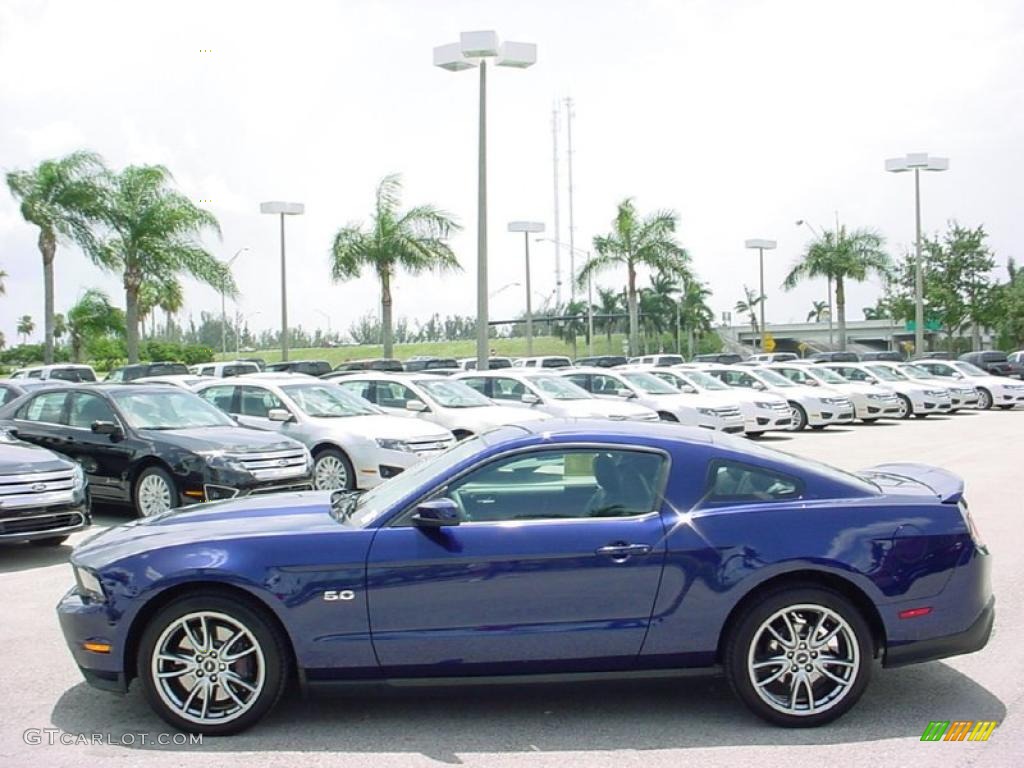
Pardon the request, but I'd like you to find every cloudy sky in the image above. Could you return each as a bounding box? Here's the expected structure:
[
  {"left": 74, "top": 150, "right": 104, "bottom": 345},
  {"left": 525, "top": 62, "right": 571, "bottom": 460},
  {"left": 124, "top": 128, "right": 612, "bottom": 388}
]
[{"left": 2, "top": 0, "right": 1022, "bottom": 346}]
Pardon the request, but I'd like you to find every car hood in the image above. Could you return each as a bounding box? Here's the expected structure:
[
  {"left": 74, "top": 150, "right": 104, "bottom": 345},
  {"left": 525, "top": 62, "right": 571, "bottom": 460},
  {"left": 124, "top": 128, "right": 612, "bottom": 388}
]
[
  {"left": 442, "top": 405, "right": 549, "bottom": 430},
  {"left": 0, "top": 438, "right": 75, "bottom": 474},
  {"left": 307, "top": 413, "right": 451, "bottom": 441},
  {"left": 144, "top": 425, "right": 304, "bottom": 454},
  {"left": 716, "top": 389, "right": 788, "bottom": 407},
  {"left": 72, "top": 490, "right": 346, "bottom": 568}
]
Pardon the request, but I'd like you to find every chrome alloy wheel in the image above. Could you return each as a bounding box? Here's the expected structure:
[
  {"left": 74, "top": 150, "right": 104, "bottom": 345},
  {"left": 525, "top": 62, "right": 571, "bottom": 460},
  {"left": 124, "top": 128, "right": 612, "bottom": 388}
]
[
  {"left": 747, "top": 603, "right": 860, "bottom": 717},
  {"left": 138, "top": 473, "right": 173, "bottom": 516},
  {"left": 314, "top": 453, "right": 349, "bottom": 490},
  {"left": 151, "top": 611, "right": 266, "bottom": 726},
  {"left": 895, "top": 395, "right": 911, "bottom": 419}
]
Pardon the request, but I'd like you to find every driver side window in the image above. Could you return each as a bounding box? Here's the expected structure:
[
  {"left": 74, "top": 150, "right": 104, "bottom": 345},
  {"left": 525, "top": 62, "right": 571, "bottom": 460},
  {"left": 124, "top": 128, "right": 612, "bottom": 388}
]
[{"left": 433, "top": 449, "right": 667, "bottom": 524}]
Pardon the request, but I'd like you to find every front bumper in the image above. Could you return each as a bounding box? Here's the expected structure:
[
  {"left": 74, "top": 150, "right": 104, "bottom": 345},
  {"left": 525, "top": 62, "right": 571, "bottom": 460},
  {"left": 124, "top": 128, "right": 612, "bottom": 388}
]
[
  {"left": 885, "top": 596, "right": 995, "bottom": 668},
  {"left": 57, "top": 587, "right": 128, "bottom": 693},
  {"left": 0, "top": 501, "right": 91, "bottom": 542},
  {"left": 353, "top": 444, "right": 449, "bottom": 490},
  {"left": 807, "top": 403, "right": 856, "bottom": 426}
]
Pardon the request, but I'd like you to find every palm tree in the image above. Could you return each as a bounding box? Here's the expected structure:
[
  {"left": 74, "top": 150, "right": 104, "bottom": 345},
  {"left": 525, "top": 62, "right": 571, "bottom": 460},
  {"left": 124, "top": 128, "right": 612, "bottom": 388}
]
[
  {"left": 783, "top": 226, "right": 890, "bottom": 350},
  {"left": 0, "top": 268, "right": 7, "bottom": 296},
  {"left": 16, "top": 314, "right": 35, "bottom": 344},
  {"left": 91, "top": 165, "right": 233, "bottom": 362},
  {"left": 552, "top": 299, "right": 589, "bottom": 357},
  {"left": 5, "top": 151, "right": 107, "bottom": 364},
  {"left": 735, "top": 286, "right": 763, "bottom": 336},
  {"left": 807, "top": 300, "right": 830, "bottom": 322},
  {"left": 329, "top": 174, "right": 461, "bottom": 358},
  {"left": 157, "top": 279, "right": 184, "bottom": 338},
  {"left": 66, "top": 289, "right": 124, "bottom": 362},
  {"left": 679, "top": 278, "right": 713, "bottom": 357},
  {"left": 579, "top": 198, "right": 690, "bottom": 356},
  {"left": 53, "top": 313, "right": 67, "bottom": 344},
  {"left": 593, "top": 286, "right": 624, "bottom": 353}
]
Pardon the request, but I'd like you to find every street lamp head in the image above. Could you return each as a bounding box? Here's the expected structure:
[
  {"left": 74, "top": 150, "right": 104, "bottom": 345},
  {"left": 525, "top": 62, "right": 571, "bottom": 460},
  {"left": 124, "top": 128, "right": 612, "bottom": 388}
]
[
  {"left": 496, "top": 41, "right": 537, "bottom": 68},
  {"left": 461, "top": 30, "right": 500, "bottom": 58},
  {"left": 259, "top": 201, "right": 304, "bottom": 215},
  {"left": 435, "top": 31, "right": 536, "bottom": 72},
  {"left": 433, "top": 42, "right": 477, "bottom": 71},
  {"left": 745, "top": 238, "right": 777, "bottom": 250},
  {"left": 508, "top": 221, "right": 545, "bottom": 233},
  {"left": 885, "top": 153, "right": 949, "bottom": 173}
]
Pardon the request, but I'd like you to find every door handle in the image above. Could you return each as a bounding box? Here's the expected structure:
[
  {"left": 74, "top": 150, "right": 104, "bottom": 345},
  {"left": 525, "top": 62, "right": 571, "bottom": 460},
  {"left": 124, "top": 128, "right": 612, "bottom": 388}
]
[{"left": 596, "top": 542, "right": 653, "bottom": 559}]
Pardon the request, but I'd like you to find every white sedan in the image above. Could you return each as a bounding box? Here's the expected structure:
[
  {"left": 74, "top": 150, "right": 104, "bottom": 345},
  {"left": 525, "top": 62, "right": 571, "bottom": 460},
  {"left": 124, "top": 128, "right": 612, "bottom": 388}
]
[
  {"left": 915, "top": 359, "right": 1024, "bottom": 410},
  {"left": 559, "top": 367, "right": 746, "bottom": 433},
  {"left": 701, "top": 365, "right": 855, "bottom": 431},
  {"left": 332, "top": 373, "right": 549, "bottom": 439},
  {"left": 768, "top": 363, "right": 902, "bottom": 422},
  {"left": 822, "top": 363, "right": 952, "bottom": 419},
  {"left": 453, "top": 370, "right": 659, "bottom": 422},
  {"left": 672, "top": 366, "right": 792, "bottom": 435},
  {"left": 195, "top": 376, "right": 455, "bottom": 490}
]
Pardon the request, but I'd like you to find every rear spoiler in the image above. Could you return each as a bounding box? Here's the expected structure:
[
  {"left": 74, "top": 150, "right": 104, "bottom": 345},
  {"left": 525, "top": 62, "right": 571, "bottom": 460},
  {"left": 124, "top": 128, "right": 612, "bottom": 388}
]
[{"left": 869, "top": 462, "right": 965, "bottom": 504}]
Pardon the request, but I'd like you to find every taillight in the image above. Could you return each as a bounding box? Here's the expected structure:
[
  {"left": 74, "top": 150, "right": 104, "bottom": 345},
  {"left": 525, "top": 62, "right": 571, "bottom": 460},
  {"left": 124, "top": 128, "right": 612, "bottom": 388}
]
[{"left": 959, "top": 498, "right": 985, "bottom": 550}]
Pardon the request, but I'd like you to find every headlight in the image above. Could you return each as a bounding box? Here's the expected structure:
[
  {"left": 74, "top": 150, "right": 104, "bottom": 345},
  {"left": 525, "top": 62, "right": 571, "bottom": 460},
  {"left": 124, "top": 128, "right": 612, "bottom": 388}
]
[
  {"left": 925, "top": 389, "right": 948, "bottom": 397},
  {"left": 376, "top": 438, "right": 413, "bottom": 452},
  {"left": 71, "top": 462, "right": 85, "bottom": 489},
  {"left": 74, "top": 566, "right": 104, "bottom": 601},
  {"left": 697, "top": 408, "right": 717, "bottom": 417},
  {"left": 753, "top": 401, "right": 775, "bottom": 408},
  {"left": 192, "top": 450, "right": 246, "bottom": 472},
  {"left": 866, "top": 393, "right": 886, "bottom": 400}
]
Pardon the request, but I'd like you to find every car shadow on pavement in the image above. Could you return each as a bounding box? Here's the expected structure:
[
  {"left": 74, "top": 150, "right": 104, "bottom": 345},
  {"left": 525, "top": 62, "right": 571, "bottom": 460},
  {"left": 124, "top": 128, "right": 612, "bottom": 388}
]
[
  {"left": 0, "top": 540, "right": 75, "bottom": 573},
  {"left": 50, "top": 662, "right": 1004, "bottom": 761}
]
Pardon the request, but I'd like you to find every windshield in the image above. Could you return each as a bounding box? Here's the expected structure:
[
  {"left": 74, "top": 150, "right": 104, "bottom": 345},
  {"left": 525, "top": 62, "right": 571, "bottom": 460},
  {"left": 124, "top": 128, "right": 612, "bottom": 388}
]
[
  {"left": 953, "top": 361, "right": 987, "bottom": 376},
  {"left": 111, "top": 389, "right": 235, "bottom": 429},
  {"left": 527, "top": 375, "right": 591, "bottom": 400},
  {"left": 282, "top": 383, "right": 377, "bottom": 417},
  {"left": 865, "top": 365, "right": 901, "bottom": 382},
  {"left": 754, "top": 368, "right": 795, "bottom": 387},
  {"left": 867, "top": 364, "right": 906, "bottom": 381},
  {"left": 414, "top": 379, "right": 492, "bottom": 408},
  {"left": 621, "top": 372, "right": 680, "bottom": 395},
  {"left": 899, "top": 364, "right": 935, "bottom": 379},
  {"left": 811, "top": 367, "right": 848, "bottom": 384},
  {"left": 678, "top": 370, "right": 730, "bottom": 391}
]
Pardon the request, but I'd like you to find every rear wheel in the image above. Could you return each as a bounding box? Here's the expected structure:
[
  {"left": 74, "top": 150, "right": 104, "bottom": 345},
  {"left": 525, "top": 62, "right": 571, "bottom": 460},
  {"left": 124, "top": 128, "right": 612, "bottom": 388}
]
[
  {"left": 312, "top": 448, "right": 354, "bottom": 491},
  {"left": 137, "top": 593, "right": 288, "bottom": 735},
  {"left": 724, "top": 586, "right": 873, "bottom": 727},
  {"left": 977, "top": 388, "right": 993, "bottom": 410},
  {"left": 895, "top": 394, "right": 912, "bottom": 420}
]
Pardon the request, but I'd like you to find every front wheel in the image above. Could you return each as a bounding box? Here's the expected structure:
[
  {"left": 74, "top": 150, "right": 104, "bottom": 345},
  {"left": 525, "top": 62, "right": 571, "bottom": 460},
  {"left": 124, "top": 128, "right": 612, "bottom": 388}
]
[
  {"left": 724, "top": 586, "right": 873, "bottom": 727},
  {"left": 133, "top": 466, "right": 176, "bottom": 518},
  {"left": 788, "top": 403, "right": 807, "bottom": 431},
  {"left": 137, "top": 593, "right": 288, "bottom": 735},
  {"left": 977, "top": 388, "right": 993, "bottom": 410},
  {"left": 895, "top": 394, "right": 912, "bottom": 420},
  {"left": 312, "top": 448, "right": 354, "bottom": 491}
]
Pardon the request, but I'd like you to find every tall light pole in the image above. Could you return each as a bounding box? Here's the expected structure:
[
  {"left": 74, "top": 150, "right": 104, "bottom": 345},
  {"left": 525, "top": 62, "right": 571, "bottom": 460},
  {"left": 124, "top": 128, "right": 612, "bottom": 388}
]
[
  {"left": 221, "top": 247, "right": 248, "bottom": 356},
  {"left": 434, "top": 31, "right": 537, "bottom": 371},
  {"left": 744, "top": 239, "right": 776, "bottom": 351},
  {"left": 886, "top": 153, "right": 949, "bottom": 355},
  {"left": 259, "top": 201, "right": 304, "bottom": 361},
  {"left": 539, "top": 237, "right": 595, "bottom": 356},
  {"left": 508, "top": 222, "right": 545, "bottom": 356}
]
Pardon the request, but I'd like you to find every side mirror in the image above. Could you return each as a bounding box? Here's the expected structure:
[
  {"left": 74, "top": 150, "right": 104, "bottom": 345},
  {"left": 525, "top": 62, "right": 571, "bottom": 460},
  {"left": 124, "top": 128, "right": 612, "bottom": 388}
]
[
  {"left": 866, "top": 376, "right": 878, "bottom": 384},
  {"left": 521, "top": 392, "right": 540, "bottom": 405},
  {"left": 268, "top": 408, "right": 293, "bottom": 422},
  {"left": 91, "top": 420, "right": 123, "bottom": 438},
  {"left": 412, "top": 498, "right": 461, "bottom": 528},
  {"left": 616, "top": 388, "right": 636, "bottom": 399},
  {"left": 406, "top": 399, "right": 428, "bottom": 412},
  {"left": 753, "top": 382, "right": 766, "bottom": 390},
  {"left": 806, "top": 379, "right": 819, "bottom": 386},
  {"left": 681, "top": 385, "right": 697, "bottom": 394}
]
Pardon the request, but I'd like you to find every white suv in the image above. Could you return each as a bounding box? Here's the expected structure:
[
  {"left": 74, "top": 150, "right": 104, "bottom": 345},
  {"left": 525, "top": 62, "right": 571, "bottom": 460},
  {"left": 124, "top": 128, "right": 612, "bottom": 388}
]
[
  {"left": 10, "top": 364, "right": 97, "bottom": 382},
  {"left": 511, "top": 356, "right": 573, "bottom": 369}
]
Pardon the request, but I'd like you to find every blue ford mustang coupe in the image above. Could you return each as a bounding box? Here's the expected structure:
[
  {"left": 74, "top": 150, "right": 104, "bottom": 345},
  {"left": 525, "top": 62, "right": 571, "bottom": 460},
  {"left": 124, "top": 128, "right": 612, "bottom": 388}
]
[{"left": 57, "top": 420, "right": 993, "bottom": 735}]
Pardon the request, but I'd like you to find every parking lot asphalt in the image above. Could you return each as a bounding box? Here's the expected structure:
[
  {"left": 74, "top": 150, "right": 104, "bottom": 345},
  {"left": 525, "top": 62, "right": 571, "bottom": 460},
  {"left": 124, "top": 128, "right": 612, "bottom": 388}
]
[{"left": 1, "top": 408, "right": 1021, "bottom": 768}]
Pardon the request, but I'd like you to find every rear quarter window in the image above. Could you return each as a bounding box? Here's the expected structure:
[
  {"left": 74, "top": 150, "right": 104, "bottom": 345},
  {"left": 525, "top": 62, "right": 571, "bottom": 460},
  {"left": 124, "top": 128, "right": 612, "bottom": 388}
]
[{"left": 706, "top": 460, "right": 802, "bottom": 502}]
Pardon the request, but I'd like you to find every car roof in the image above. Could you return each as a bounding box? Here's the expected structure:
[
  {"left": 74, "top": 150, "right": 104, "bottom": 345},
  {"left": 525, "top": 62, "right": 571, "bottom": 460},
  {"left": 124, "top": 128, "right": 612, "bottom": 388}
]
[{"left": 506, "top": 417, "right": 715, "bottom": 444}]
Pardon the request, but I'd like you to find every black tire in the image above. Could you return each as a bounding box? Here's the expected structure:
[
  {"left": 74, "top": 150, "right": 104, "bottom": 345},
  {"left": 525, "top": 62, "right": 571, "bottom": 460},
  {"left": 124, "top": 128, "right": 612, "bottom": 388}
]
[
  {"left": 788, "top": 403, "right": 807, "bottom": 431},
  {"left": 861, "top": 418, "right": 878, "bottom": 424},
  {"left": 746, "top": 432, "right": 765, "bottom": 439},
  {"left": 312, "top": 447, "right": 355, "bottom": 491},
  {"left": 998, "top": 404, "right": 1014, "bottom": 410},
  {"left": 724, "top": 585, "right": 873, "bottom": 728},
  {"left": 28, "top": 535, "right": 69, "bottom": 547},
  {"left": 137, "top": 593, "right": 288, "bottom": 736},
  {"left": 810, "top": 425, "right": 826, "bottom": 431},
  {"left": 977, "top": 388, "right": 993, "bottom": 410},
  {"left": 914, "top": 413, "right": 929, "bottom": 419},
  {"left": 896, "top": 394, "right": 913, "bottom": 420},
  {"left": 132, "top": 465, "right": 177, "bottom": 518}
]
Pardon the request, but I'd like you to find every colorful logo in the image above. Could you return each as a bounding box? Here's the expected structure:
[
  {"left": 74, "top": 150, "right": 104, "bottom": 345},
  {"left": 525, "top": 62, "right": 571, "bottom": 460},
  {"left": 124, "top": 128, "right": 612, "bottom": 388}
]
[{"left": 921, "top": 721, "right": 998, "bottom": 742}]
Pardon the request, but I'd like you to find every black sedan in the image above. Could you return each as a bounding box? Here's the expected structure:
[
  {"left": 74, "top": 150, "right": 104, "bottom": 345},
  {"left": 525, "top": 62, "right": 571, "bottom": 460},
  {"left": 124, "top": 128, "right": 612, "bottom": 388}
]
[{"left": 0, "top": 385, "right": 313, "bottom": 517}]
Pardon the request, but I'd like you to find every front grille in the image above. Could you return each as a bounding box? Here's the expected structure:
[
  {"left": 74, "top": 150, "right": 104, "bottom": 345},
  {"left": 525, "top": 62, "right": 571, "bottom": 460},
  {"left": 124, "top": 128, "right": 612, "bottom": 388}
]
[
  {"left": 230, "top": 449, "right": 309, "bottom": 481},
  {"left": 0, "top": 468, "right": 77, "bottom": 510},
  {"left": 714, "top": 406, "right": 743, "bottom": 420},
  {"left": 0, "top": 511, "right": 85, "bottom": 536},
  {"left": 406, "top": 437, "right": 455, "bottom": 455}
]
